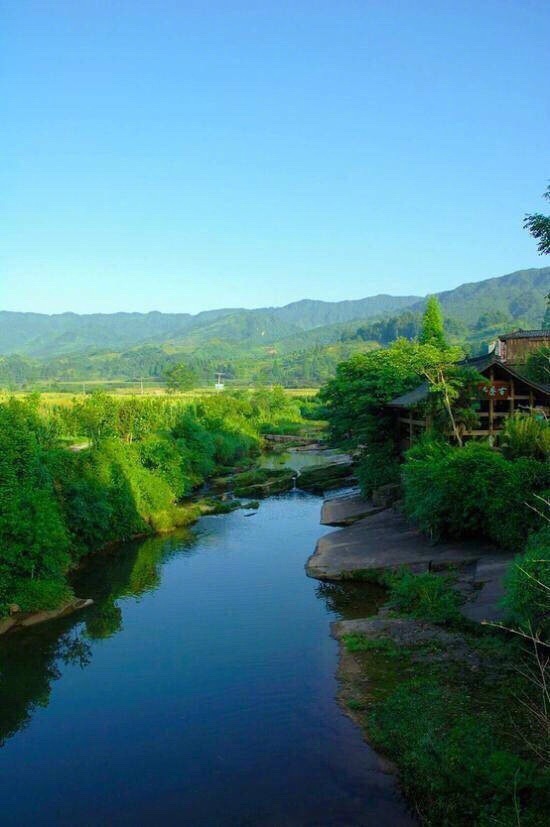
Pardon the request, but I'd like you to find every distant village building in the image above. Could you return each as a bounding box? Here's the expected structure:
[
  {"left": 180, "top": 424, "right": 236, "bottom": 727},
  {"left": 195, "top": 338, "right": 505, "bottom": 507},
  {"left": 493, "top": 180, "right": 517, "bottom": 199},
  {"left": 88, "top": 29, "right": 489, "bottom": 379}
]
[
  {"left": 387, "top": 329, "right": 549, "bottom": 451},
  {"left": 491, "top": 329, "right": 550, "bottom": 364}
]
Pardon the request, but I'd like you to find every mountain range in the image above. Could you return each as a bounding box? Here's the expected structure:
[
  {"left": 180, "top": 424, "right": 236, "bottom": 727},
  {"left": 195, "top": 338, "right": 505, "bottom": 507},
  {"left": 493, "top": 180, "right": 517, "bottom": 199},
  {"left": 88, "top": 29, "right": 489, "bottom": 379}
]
[{"left": 1, "top": 267, "right": 548, "bottom": 359}]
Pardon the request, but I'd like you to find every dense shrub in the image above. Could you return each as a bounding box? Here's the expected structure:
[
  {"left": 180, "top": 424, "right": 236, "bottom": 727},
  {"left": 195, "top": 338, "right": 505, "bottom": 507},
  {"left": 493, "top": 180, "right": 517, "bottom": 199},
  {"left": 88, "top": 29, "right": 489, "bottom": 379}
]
[
  {"left": 0, "top": 389, "right": 299, "bottom": 615},
  {"left": 500, "top": 412, "right": 550, "bottom": 461},
  {"left": 357, "top": 444, "right": 401, "bottom": 496},
  {"left": 0, "top": 401, "right": 70, "bottom": 614},
  {"left": 11, "top": 579, "right": 74, "bottom": 613},
  {"left": 319, "top": 340, "right": 422, "bottom": 447},
  {"left": 403, "top": 438, "right": 549, "bottom": 550},
  {"left": 504, "top": 526, "right": 550, "bottom": 639}
]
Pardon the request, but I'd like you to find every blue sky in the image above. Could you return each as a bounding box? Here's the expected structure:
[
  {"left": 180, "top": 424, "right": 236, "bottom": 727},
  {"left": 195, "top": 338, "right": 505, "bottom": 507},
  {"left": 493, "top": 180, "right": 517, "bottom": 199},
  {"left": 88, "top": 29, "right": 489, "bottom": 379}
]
[{"left": 1, "top": 1, "right": 549, "bottom": 314}]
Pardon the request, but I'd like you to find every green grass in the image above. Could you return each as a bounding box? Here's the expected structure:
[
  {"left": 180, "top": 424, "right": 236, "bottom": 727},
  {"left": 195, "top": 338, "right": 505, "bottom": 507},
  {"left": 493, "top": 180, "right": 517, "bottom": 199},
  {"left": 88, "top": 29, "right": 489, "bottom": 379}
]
[
  {"left": 342, "top": 634, "right": 401, "bottom": 656},
  {"left": 344, "top": 635, "right": 548, "bottom": 826},
  {"left": 383, "top": 569, "right": 464, "bottom": 623}
]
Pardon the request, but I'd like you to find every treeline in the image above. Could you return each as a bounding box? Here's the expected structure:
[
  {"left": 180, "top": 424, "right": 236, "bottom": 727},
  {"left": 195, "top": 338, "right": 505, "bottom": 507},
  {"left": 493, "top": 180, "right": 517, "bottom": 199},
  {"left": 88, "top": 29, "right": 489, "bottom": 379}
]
[
  {"left": 0, "top": 388, "right": 304, "bottom": 616},
  {"left": 0, "top": 341, "right": 372, "bottom": 390}
]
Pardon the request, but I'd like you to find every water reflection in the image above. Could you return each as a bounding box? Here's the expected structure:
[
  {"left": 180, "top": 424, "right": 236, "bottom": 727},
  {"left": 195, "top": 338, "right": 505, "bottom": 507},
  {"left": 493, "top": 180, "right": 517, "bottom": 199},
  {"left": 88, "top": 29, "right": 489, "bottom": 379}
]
[
  {"left": 316, "top": 579, "right": 387, "bottom": 619},
  {"left": 0, "top": 529, "right": 198, "bottom": 747},
  {"left": 0, "top": 627, "right": 92, "bottom": 747},
  {"left": 0, "top": 529, "right": 387, "bottom": 751}
]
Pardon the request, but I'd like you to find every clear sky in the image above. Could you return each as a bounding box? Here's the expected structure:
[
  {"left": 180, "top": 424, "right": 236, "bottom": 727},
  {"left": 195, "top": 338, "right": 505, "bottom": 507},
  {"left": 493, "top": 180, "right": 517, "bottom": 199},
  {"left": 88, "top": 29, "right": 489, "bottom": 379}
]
[{"left": 1, "top": 1, "right": 549, "bottom": 315}]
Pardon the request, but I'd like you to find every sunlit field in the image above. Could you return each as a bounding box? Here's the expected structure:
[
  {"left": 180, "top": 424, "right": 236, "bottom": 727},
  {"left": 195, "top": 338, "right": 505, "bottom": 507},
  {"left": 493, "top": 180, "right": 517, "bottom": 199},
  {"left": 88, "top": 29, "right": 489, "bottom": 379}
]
[{"left": 0, "top": 386, "right": 319, "bottom": 409}]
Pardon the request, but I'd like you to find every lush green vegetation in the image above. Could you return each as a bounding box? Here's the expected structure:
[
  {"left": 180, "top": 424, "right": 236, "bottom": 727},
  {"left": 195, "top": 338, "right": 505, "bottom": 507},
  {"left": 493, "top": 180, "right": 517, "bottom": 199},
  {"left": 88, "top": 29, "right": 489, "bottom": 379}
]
[
  {"left": 504, "top": 525, "right": 550, "bottom": 640},
  {"left": 384, "top": 569, "right": 464, "bottom": 623},
  {"left": 360, "top": 639, "right": 549, "bottom": 827},
  {"left": 0, "top": 388, "right": 305, "bottom": 616},
  {"left": 402, "top": 438, "right": 549, "bottom": 550},
  {"left": 318, "top": 286, "right": 549, "bottom": 824},
  {"left": 319, "top": 303, "right": 484, "bottom": 492},
  {"left": 524, "top": 184, "right": 550, "bottom": 256}
]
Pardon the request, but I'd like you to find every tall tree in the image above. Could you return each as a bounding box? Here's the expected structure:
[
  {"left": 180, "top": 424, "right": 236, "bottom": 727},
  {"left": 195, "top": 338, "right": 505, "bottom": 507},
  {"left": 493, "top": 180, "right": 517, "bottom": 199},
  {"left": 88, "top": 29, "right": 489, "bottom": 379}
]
[
  {"left": 524, "top": 184, "right": 550, "bottom": 255},
  {"left": 543, "top": 292, "right": 550, "bottom": 330},
  {"left": 419, "top": 296, "right": 446, "bottom": 348},
  {"left": 164, "top": 362, "right": 197, "bottom": 393}
]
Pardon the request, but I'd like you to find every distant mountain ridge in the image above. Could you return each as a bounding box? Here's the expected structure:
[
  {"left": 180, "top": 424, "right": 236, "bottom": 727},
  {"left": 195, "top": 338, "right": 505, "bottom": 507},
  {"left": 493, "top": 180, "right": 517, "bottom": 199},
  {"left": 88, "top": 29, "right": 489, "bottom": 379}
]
[
  {"left": 1, "top": 267, "right": 548, "bottom": 358},
  {"left": 0, "top": 294, "right": 421, "bottom": 356}
]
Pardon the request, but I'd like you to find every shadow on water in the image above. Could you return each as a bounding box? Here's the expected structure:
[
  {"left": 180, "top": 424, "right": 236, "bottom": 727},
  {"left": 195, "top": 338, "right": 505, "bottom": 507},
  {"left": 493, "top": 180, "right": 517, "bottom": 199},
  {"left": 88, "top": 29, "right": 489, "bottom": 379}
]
[
  {"left": 0, "top": 528, "right": 199, "bottom": 747},
  {"left": 0, "top": 487, "right": 414, "bottom": 826}
]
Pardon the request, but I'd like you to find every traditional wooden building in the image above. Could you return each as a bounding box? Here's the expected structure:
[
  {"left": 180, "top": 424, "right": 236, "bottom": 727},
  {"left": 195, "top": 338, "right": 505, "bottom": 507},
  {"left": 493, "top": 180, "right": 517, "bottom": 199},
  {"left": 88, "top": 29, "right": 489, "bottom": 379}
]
[
  {"left": 492, "top": 329, "right": 549, "bottom": 365},
  {"left": 387, "top": 352, "right": 549, "bottom": 451}
]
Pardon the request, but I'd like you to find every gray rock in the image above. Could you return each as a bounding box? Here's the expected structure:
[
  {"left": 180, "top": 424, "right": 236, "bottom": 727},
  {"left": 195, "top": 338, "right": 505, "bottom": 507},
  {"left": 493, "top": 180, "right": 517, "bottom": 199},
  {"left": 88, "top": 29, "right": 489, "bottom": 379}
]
[
  {"left": 333, "top": 617, "right": 483, "bottom": 667},
  {"left": 320, "top": 493, "right": 385, "bottom": 526}
]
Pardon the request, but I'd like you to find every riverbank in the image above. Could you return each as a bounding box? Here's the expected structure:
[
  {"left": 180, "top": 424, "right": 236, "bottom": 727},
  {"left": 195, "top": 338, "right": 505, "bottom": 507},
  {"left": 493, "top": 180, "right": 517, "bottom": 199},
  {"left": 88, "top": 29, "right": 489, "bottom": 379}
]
[
  {"left": 307, "top": 497, "right": 514, "bottom": 623},
  {"left": 311, "top": 492, "right": 549, "bottom": 826},
  {"left": 0, "top": 470, "right": 414, "bottom": 825},
  {"left": 0, "top": 389, "right": 325, "bottom": 625},
  {"left": 0, "top": 444, "right": 355, "bottom": 636}
]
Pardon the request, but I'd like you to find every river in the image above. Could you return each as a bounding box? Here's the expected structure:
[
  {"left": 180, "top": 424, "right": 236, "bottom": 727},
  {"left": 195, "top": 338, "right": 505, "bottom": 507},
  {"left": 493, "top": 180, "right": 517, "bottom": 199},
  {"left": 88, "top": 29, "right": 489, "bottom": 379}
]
[{"left": 0, "top": 453, "right": 413, "bottom": 826}]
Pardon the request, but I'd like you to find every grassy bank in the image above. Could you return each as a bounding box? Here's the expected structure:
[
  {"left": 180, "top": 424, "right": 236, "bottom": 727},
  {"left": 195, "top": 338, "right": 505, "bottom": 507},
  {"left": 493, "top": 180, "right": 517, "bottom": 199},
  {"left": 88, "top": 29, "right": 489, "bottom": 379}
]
[
  {"left": 337, "top": 571, "right": 549, "bottom": 826},
  {"left": 0, "top": 388, "right": 314, "bottom": 617}
]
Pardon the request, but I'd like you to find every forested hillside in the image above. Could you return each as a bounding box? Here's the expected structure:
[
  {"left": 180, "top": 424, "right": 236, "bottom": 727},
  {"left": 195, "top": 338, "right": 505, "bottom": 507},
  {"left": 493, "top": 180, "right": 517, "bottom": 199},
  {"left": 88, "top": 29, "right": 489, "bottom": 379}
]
[
  {"left": 1, "top": 267, "right": 548, "bottom": 388},
  {"left": 0, "top": 295, "right": 419, "bottom": 357}
]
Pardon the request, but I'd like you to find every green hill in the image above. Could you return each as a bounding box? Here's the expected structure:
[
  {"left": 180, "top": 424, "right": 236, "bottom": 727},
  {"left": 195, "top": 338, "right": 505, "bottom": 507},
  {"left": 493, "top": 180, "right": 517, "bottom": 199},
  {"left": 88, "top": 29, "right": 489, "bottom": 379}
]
[
  {"left": 428, "top": 267, "right": 549, "bottom": 327},
  {"left": 1, "top": 267, "right": 548, "bottom": 388}
]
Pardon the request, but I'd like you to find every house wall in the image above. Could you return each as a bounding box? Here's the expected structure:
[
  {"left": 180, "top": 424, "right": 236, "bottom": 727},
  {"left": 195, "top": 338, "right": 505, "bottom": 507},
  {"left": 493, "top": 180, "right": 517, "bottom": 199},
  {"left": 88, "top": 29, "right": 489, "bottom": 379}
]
[{"left": 504, "top": 334, "right": 549, "bottom": 364}]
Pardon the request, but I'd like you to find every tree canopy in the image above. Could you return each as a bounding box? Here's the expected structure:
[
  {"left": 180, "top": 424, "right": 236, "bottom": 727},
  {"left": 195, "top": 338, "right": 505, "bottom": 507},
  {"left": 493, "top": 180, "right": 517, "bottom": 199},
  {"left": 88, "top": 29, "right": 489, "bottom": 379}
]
[
  {"left": 524, "top": 184, "right": 550, "bottom": 255},
  {"left": 419, "top": 296, "right": 446, "bottom": 348},
  {"left": 164, "top": 362, "right": 197, "bottom": 392}
]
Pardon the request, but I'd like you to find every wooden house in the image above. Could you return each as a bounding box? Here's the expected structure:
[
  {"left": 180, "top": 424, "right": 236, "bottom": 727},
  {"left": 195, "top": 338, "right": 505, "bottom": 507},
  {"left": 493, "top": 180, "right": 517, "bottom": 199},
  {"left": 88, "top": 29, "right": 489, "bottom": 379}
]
[
  {"left": 492, "top": 329, "right": 549, "bottom": 364},
  {"left": 387, "top": 351, "right": 549, "bottom": 451}
]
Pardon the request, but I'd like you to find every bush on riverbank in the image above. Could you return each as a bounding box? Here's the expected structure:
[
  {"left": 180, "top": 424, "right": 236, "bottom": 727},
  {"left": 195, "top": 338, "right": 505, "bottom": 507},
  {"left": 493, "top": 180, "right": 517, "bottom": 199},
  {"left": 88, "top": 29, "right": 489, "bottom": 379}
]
[
  {"left": 356, "top": 444, "right": 401, "bottom": 496},
  {"left": 342, "top": 606, "right": 549, "bottom": 825},
  {"left": 403, "top": 438, "right": 550, "bottom": 550},
  {"left": 367, "top": 659, "right": 547, "bottom": 827},
  {"left": 384, "top": 569, "right": 463, "bottom": 623},
  {"left": 0, "top": 389, "right": 304, "bottom": 616}
]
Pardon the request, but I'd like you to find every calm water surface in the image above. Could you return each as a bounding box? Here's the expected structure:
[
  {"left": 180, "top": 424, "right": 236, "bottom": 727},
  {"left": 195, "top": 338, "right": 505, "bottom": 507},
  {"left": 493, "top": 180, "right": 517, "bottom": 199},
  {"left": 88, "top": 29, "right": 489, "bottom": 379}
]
[{"left": 0, "top": 482, "right": 413, "bottom": 826}]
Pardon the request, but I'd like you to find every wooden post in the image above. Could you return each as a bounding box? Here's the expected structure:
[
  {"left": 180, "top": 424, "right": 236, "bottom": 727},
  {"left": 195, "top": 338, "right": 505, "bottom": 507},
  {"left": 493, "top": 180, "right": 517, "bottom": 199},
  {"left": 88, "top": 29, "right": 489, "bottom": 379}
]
[{"left": 509, "top": 378, "right": 515, "bottom": 415}]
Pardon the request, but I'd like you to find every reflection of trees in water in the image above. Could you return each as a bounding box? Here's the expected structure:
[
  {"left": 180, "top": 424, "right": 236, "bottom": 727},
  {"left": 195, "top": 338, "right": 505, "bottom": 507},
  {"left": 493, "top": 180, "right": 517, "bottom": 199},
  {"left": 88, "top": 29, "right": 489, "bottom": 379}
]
[
  {"left": 0, "top": 528, "right": 196, "bottom": 745},
  {"left": 85, "top": 602, "right": 123, "bottom": 640},
  {"left": 315, "top": 580, "right": 387, "bottom": 620},
  {"left": 0, "top": 628, "right": 92, "bottom": 747}
]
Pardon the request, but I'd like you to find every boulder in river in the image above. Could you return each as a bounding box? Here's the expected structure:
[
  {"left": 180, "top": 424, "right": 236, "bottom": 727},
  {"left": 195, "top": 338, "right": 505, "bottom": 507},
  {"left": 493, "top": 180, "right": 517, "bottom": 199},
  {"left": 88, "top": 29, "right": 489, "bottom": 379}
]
[
  {"left": 297, "top": 461, "right": 356, "bottom": 493},
  {"left": 212, "top": 467, "right": 296, "bottom": 498}
]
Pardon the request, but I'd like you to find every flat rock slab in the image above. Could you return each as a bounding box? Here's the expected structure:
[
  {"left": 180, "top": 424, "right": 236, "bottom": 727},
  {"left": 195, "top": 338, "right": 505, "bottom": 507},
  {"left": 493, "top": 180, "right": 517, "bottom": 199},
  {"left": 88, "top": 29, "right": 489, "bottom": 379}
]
[
  {"left": 308, "top": 509, "right": 514, "bottom": 624},
  {"left": 460, "top": 555, "right": 511, "bottom": 623},
  {"left": 0, "top": 597, "right": 94, "bottom": 636},
  {"left": 321, "top": 493, "right": 385, "bottom": 526},
  {"left": 307, "top": 509, "right": 492, "bottom": 580}
]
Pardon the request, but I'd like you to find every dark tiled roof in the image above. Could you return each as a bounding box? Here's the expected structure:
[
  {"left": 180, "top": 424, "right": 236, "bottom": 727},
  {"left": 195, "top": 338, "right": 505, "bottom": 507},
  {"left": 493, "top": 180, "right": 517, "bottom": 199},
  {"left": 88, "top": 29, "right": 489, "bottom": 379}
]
[
  {"left": 499, "top": 329, "right": 550, "bottom": 340},
  {"left": 387, "top": 382, "right": 430, "bottom": 408},
  {"left": 387, "top": 353, "right": 550, "bottom": 408}
]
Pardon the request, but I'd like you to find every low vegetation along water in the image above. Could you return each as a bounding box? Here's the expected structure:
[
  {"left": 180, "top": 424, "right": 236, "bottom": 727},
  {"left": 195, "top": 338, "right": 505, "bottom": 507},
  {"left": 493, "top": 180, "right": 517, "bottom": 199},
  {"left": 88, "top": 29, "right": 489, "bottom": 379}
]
[{"left": 0, "top": 455, "right": 413, "bottom": 826}]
